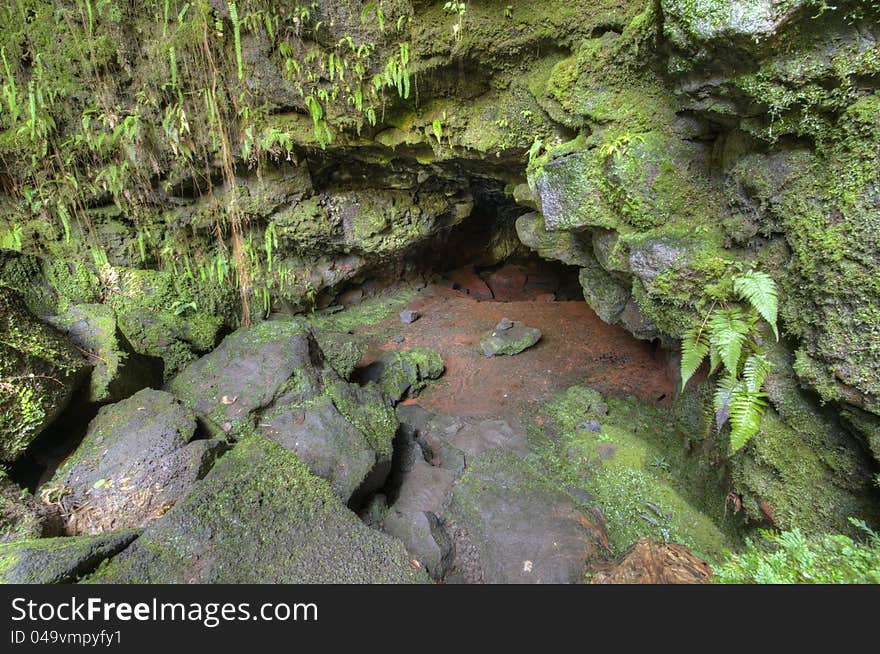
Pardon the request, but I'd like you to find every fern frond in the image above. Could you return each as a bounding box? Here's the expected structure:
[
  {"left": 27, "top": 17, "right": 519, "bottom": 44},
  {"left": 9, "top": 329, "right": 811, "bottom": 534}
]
[
  {"left": 734, "top": 270, "right": 779, "bottom": 340},
  {"left": 728, "top": 385, "right": 767, "bottom": 453},
  {"left": 742, "top": 353, "right": 772, "bottom": 394},
  {"left": 708, "top": 307, "right": 749, "bottom": 376},
  {"left": 709, "top": 345, "right": 721, "bottom": 376},
  {"left": 681, "top": 324, "right": 709, "bottom": 389}
]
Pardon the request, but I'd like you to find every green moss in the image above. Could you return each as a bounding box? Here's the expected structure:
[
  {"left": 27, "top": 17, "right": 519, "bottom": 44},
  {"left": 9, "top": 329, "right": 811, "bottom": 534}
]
[
  {"left": 731, "top": 407, "right": 878, "bottom": 536},
  {"left": 0, "top": 285, "right": 89, "bottom": 461},
  {"left": 307, "top": 288, "right": 415, "bottom": 333},
  {"left": 312, "top": 331, "right": 367, "bottom": 380},
  {"left": 105, "top": 267, "right": 233, "bottom": 379},
  {"left": 0, "top": 529, "right": 139, "bottom": 584},
  {"left": 325, "top": 381, "right": 397, "bottom": 457},
  {"left": 532, "top": 385, "right": 739, "bottom": 562},
  {"left": 87, "top": 435, "right": 425, "bottom": 584},
  {"left": 376, "top": 347, "right": 445, "bottom": 400}
]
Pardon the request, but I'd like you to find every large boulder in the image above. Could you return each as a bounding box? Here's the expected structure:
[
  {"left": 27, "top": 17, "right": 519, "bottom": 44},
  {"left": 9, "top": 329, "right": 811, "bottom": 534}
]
[
  {"left": 0, "top": 285, "right": 90, "bottom": 462},
  {"left": 0, "top": 530, "right": 138, "bottom": 584},
  {"left": 87, "top": 436, "right": 428, "bottom": 584},
  {"left": 46, "top": 303, "right": 162, "bottom": 403},
  {"left": 260, "top": 391, "right": 391, "bottom": 504},
  {"left": 166, "top": 320, "right": 315, "bottom": 435},
  {"left": 169, "top": 320, "right": 400, "bottom": 504},
  {"left": 49, "top": 388, "right": 225, "bottom": 534}
]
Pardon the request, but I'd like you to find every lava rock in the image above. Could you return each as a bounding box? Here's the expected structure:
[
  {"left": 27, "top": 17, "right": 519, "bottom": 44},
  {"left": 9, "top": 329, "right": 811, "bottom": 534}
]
[
  {"left": 46, "top": 303, "right": 161, "bottom": 404},
  {"left": 0, "top": 286, "right": 91, "bottom": 462},
  {"left": 387, "top": 406, "right": 594, "bottom": 583},
  {"left": 260, "top": 393, "right": 390, "bottom": 504},
  {"left": 399, "top": 309, "right": 421, "bottom": 324},
  {"left": 1, "top": 472, "right": 62, "bottom": 543},
  {"left": 166, "top": 320, "right": 314, "bottom": 435},
  {"left": 445, "top": 450, "right": 603, "bottom": 584},
  {"left": 311, "top": 330, "right": 367, "bottom": 380},
  {"left": 87, "top": 436, "right": 428, "bottom": 584},
  {"left": 382, "top": 461, "right": 458, "bottom": 580},
  {"left": 0, "top": 530, "right": 139, "bottom": 584},
  {"left": 362, "top": 348, "right": 445, "bottom": 403},
  {"left": 478, "top": 322, "right": 542, "bottom": 357},
  {"left": 50, "top": 388, "right": 226, "bottom": 534}
]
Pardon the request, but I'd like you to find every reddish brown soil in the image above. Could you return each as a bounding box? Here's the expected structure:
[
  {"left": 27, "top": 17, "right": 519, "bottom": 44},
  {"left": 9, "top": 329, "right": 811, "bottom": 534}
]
[{"left": 355, "top": 285, "right": 676, "bottom": 421}]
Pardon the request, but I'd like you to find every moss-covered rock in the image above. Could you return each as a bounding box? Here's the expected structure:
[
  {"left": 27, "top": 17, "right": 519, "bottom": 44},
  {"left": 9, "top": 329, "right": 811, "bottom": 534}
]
[
  {"left": 0, "top": 285, "right": 90, "bottom": 462},
  {"left": 85, "top": 436, "right": 427, "bottom": 584},
  {"left": 46, "top": 304, "right": 161, "bottom": 404},
  {"left": 373, "top": 347, "right": 445, "bottom": 403},
  {"left": 0, "top": 530, "right": 139, "bottom": 584},
  {"left": 515, "top": 211, "right": 595, "bottom": 268},
  {"left": 166, "top": 320, "right": 313, "bottom": 435},
  {"left": 50, "top": 388, "right": 225, "bottom": 534},
  {"left": 311, "top": 330, "right": 367, "bottom": 380},
  {"left": 447, "top": 448, "right": 604, "bottom": 584},
  {"left": 107, "top": 268, "right": 231, "bottom": 379},
  {"left": 478, "top": 322, "right": 542, "bottom": 357},
  {"left": 533, "top": 385, "right": 737, "bottom": 562}
]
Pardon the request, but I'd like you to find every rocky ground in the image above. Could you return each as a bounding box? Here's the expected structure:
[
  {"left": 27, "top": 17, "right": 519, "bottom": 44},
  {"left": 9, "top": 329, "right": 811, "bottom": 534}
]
[{"left": 2, "top": 267, "right": 734, "bottom": 584}]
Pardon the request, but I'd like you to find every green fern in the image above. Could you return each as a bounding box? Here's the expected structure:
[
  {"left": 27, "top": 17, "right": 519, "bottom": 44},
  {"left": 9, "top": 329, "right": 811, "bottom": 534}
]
[
  {"left": 734, "top": 270, "right": 779, "bottom": 340},
  {"left": 681, "top": 268, "right": 780, "bottom": 455},
  {"left": 728, "top": 384, "right": 767, "bottom": 453},
  {"left": 680, "top": 324, "right": 709, "bottom": 389},
  {"left": 707, "top": 307, "right": 749, "bottom": 376}
]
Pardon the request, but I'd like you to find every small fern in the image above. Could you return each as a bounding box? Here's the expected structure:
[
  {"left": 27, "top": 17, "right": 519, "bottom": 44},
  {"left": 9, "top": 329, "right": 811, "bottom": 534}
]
[
  {"left": 734, "top": 270, "right": 779, "bottom": 340},
  {"left": 680, "top": 324, "right": 709, "bottom": 388},
  {"left": 707, "top": 307, "right": 749, "bottom": 375},
  {"left": 681, "top": 268, "right": 780, "bottom": 454}
]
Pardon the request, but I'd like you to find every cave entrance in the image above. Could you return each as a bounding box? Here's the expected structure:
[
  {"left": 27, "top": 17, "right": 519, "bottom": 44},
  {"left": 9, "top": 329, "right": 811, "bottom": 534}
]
[{"left": 327, "top": 174, "right": 585, "bottom": 310}]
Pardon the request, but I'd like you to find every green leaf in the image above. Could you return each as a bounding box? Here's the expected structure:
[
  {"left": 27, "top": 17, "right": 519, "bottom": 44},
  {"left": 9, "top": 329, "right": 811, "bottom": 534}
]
[
  {"left": 680, "top": 324, "right": 709, "bottom": 389},
  {"left": 742, "top": 353, "right": 772, "bottom": 394},
  {"left": 708, "top": 307, "right": 749, "bottom": 375},
  {"left": 734, "top": 270, "right": 778, "bottom": 340},
  {"left": 728, "top": 385, "right": 767, "bottom": 454}
]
